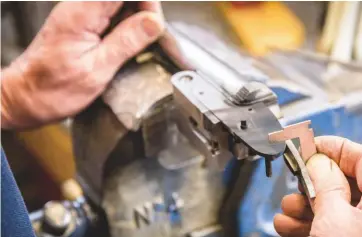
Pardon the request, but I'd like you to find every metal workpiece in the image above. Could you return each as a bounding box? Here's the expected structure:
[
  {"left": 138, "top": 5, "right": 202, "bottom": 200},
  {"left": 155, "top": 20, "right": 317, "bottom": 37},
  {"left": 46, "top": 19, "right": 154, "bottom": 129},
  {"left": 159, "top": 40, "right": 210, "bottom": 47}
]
[
  {"left": 268, "top": 121, "right": 317, "bottom": 200},
  {"left": 163, "top": 25, "right": 271, "bottom": 103},
  {"left": 269, "top": 120, "right": 317, "bottom": 162},
  {"left": 284, "top": 140, "right": 316, "bottom": 199},
  {"left": 171, "top": 71, "right": 286, "bottom": 170},
  {"left": 236, "top": 81, "right": 278, "bottom": 106}
]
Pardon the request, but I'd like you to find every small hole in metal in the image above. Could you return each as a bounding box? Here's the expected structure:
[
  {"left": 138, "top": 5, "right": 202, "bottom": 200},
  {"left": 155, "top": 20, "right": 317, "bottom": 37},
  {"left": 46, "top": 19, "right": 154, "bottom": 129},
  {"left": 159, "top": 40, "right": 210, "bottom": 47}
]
[
  {"left": 181, "top": 75, "right": 193, "bottom": 81},
  {"left": 199, "top": 91, "right": 204, "bottom": 95},
  {"left": 189, "top": 117, "right": 198, "bottom": 127},
  {"left": 248, "top": 108, "right": 253, "bottom": 111}
]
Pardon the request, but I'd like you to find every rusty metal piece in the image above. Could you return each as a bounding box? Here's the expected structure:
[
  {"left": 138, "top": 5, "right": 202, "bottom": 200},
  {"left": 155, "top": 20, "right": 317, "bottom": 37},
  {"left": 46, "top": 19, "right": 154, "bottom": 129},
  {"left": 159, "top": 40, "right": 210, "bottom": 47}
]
[{"left": 268, "top": 120, "right": 317, "bottom": 162}]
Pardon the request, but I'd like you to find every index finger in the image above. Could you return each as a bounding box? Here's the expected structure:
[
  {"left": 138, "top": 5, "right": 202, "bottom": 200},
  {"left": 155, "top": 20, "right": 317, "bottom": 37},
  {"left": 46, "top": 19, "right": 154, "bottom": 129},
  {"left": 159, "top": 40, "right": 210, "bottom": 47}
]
[{"left": 315, "top": 136, "right": 362, "bottom": 191}]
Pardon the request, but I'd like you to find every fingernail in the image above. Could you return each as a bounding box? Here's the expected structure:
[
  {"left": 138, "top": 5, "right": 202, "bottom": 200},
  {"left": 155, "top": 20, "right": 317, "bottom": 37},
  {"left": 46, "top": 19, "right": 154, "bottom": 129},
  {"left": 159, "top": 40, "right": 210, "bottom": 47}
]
[{"left": 141, "top": 16, "right": 163, "bottom": 38}]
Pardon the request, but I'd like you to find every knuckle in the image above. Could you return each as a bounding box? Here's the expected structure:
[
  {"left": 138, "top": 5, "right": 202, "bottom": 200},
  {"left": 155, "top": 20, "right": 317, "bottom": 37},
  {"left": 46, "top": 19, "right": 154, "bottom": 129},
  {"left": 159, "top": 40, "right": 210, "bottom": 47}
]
[
  {"left": 273, "top": 214, "right": 284, "bottom": 235},
  {"left": 118, "top": 33, "right": 139, "bottom": 58},
  {"left": 108, "top": 33, "right": 142, "bottom": 64}
]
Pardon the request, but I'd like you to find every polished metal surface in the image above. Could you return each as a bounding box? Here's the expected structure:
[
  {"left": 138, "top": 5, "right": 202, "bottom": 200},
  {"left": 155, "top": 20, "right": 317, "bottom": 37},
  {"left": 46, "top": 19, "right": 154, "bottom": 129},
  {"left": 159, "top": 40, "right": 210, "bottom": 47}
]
[
  {"left": 284, "top": 140, "right": 316, "bottom": 199},
  {"left": 269, "top": 121, "right": 317, "bottom": 200},
  {"left": 172, "top": 70, "right": 285, "bottom": 166},
  {"left": 269, "top": 120, "right": 317, "bottom": 162}
]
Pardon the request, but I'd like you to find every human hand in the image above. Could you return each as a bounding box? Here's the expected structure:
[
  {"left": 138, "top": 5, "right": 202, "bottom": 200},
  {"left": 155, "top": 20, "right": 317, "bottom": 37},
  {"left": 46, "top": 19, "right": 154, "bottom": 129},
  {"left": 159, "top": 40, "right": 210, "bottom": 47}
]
[
  {"left": 1, "top": 1, "right": 165, "bottom": 129},
  {"left": 274, "top": 136, "right": 362, "bottom": 237}
]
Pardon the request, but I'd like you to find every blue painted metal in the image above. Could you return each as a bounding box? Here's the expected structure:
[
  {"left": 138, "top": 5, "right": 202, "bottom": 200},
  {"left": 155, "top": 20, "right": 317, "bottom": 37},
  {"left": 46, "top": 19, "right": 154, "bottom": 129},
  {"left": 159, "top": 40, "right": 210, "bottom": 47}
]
[
  {"left": 237, "top": 86, "right": 362, "bottom": 236},
  {"left": 271, "top": 86, "right": 307, "bottom": 106}
]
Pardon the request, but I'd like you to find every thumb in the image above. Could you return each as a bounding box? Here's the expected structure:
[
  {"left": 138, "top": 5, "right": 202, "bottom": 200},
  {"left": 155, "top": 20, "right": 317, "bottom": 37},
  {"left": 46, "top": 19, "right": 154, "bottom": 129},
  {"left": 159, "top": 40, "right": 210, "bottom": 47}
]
[
  {"left": 307, "top": 153, "right": 351, "bottom": 214},
  {"left": 94, "top": 12, "right": 165, "bottom": 81}
]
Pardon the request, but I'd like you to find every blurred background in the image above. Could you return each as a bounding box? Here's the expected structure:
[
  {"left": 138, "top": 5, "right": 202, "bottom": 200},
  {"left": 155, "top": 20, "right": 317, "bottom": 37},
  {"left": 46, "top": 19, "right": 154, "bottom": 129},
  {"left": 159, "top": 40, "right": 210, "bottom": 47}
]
[{"left": 1, "top": 1, "right": 361, "bottom": 237}]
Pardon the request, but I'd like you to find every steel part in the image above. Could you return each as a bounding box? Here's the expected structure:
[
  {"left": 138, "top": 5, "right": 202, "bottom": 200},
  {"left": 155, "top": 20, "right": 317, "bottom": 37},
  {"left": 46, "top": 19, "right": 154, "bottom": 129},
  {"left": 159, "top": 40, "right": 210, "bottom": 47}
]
[
  {"left": 173, "top": 107, "right": 232, "bottom": 170},
  {"left": 231, "top": 142, "right": 249, "bottom": 161},
  {"left": 236, "top": 81, "right": 278, "bottom": 106},
  {"left": 268, "top": 121, "right": 316, "bottom": 200},
  {"left": 268, "top": 120, "right": 317, "bottom": 162},
  {"left": 284, "top": 140, "right": 316, "bottom": 199},
  {"left": 265, "top": 157, "right": 272, "bottom": 177},
  {"left": 172, "top": 71, "right": 285, "bottom": 166},
  {"left": 163, "top": 25, "right": 271, "bottom": 104},
  {"left": 283, "top": 152, "right": 298, "bottom": 175}
]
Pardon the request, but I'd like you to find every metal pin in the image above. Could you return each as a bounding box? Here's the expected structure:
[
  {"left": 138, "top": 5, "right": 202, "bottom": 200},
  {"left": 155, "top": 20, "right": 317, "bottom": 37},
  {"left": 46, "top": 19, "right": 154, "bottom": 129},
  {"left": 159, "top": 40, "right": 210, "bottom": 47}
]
[{"left": 265, "top": 157, "right": 272, "bottom": 177}]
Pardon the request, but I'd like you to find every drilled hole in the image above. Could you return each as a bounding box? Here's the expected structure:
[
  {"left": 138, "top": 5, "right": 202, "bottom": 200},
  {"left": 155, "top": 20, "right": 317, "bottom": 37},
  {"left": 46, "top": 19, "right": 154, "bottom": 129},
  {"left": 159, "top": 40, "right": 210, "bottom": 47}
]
[{"left": 180, "top": 75, "right": 193, "bottom": 81}]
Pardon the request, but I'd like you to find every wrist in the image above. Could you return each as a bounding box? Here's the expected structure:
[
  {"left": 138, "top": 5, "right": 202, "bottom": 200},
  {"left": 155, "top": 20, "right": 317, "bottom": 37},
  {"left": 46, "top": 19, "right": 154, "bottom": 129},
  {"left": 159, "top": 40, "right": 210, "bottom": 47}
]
[
  {"left": 1, "top": 82, "right": 14, "bottom": 129},
  {"left": 1, "top": 65, "right": 40, "bottom": 129}
]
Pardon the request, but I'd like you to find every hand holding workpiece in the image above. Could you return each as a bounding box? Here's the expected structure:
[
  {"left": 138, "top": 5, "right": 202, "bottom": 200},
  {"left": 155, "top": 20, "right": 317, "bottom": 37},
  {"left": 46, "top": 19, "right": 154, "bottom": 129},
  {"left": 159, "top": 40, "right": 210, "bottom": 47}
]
[
  {"left": 1, "top": 1, "right": 165, "bottom": 129},
  {"left": 274, "top": 136, "right": 362, "bottom": 237}
]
